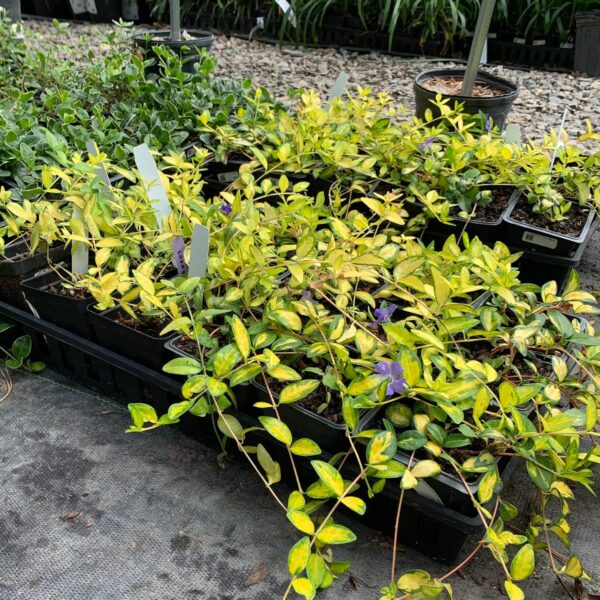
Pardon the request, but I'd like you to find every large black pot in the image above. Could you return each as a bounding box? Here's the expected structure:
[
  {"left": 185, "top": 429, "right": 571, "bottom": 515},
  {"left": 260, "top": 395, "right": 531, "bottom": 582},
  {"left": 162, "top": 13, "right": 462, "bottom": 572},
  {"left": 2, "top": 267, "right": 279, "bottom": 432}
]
[
  {"left": 20, "top": 270, "right": 94, "bottom": 339},
  {"left": 574, "top": 11, "right": 600, "bottom": 76},
  {"left": 414, "top": 68, "right": 519, "bottom": 130},
  {"left": 133, "top": 30, "right": 215, "bottom": 74}
]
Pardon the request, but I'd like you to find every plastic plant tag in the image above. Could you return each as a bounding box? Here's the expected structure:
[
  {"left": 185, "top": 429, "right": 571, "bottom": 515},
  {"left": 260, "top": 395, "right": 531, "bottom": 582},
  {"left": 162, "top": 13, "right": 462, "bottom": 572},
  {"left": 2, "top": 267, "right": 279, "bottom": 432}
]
[
  {"left": 172, "top": 236, "right": 188, "bottom": 274},
  {"left": 69, "top": 0, "right": 87, "bottom": 14},
  {"left": 522, "top": 231, "right": 558, "bottom": 250},
  {"left": 188, "top": 224, "right": 210, "bottom": 278},
  {"left": 71, "top": 206, "right": 89, "bottom": 275},
  {"left": 503, "top": 124, "right": 522, "bottom": 145},
  {"left": 550, "top": 108, "right": 569, "bottom": 170},
  {"left": 327, "top": 72, "right": 350, "bottom": 102},
  {"left": 133, "top": 143, "right": 172, "bottom": 229},
  {"left": 274, "top": 0, "right": 296, "bottom": 27}
]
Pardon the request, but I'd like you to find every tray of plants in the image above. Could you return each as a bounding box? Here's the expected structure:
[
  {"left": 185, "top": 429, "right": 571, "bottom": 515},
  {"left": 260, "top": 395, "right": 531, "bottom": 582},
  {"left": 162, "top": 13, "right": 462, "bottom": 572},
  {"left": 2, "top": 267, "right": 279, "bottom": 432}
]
[
  {"left": 0, "top": 301, "right": 182, "bottom": 412},
  {"left": 504, "top": 191, "right": 598, "bottom": 257}
]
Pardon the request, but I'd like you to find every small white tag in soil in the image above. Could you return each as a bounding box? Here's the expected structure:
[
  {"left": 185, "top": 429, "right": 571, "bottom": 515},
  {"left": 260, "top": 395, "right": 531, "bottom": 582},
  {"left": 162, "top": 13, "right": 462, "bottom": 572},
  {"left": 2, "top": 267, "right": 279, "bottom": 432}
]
[
  {"left": 503, "top": 124, "right": 522, "bottom": 145},
  {"left": 327, "top": 72, "right": 350, "bottom": 102},
  {"left": 133, "top": 144, "right": 172, "bottom": 228},
  {"left": 69, "top": 0, "right": 87, "bottom": 14},
  {"left": 189, "top": 224, "right": 210, "bottom": 278},
  {"left": 522, "top": 231, "right": 558, "bottom": 250},
  {"left": 71, "top": 206, "right": 89, "bottom": 275},
  {"left": 274, "top": 0, "right": 296, "bottom": 27}
]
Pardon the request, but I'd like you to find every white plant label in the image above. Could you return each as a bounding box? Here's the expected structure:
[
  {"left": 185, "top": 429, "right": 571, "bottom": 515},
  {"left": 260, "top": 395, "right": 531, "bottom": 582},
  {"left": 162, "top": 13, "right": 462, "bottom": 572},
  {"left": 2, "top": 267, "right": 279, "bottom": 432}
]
[
  {"left": 274, "top": 0, "right": 296, "bottom": 27},
  {"left": 86, "top": 0, "right": 98, "bottom": 15},
  {"left": 327, "top": 72, "right": 350, "bottom": 102},
  {"left": 188, "top": 224, "right": 210, "bottom": 278},
  {"left": 69, "top": 0, "right": 87, "bottom": 14},
  {"left": 522, "top": 231, "right": 558, "bottom": 250},
  {"left": 503, "top": 124, "right": 522, "bottom": 145},
  {"left": 550, "top": 108, "right": 569, "bottom": 170},
  {"left": 133, "top": 143, "right": 172, "bottom": 229},
  {"left": 71, "top": 205, "right": 89, "bottom": 275}
]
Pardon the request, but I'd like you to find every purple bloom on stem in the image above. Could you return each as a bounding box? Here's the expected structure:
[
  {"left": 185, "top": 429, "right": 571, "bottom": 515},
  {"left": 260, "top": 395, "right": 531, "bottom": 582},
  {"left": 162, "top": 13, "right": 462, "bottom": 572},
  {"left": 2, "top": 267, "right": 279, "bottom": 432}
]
[
  {"left": 485, "top": 117, "right": 493, "bottom": 132},
  {"left": 370, "top": 303, "right": 398, "bottom": 328},
  {"left": 221, "top": 202, "right": 232, "bottom": 215},
  {"left": 301, "top": 290, "right": 315, "bottom": 303},
  {"left": 418, "top": 137, "right": 435, "bottom": 151},
  {"left": 375, "top": 360, "right": 407, "bottom": 396}
]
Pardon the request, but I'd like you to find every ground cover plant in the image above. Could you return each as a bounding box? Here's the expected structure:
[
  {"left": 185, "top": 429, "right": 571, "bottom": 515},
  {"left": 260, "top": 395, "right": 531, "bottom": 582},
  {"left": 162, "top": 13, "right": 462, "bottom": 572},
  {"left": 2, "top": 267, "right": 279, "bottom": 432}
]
[{"left": 9, "top": 86, "right": 599, "bottom": 599}]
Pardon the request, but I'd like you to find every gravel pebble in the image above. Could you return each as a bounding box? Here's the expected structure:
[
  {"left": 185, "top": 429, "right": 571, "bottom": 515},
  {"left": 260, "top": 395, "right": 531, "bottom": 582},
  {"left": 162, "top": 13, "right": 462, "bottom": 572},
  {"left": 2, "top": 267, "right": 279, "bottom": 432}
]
[{"left": 21, "top": 18, "right": 600, "bottom": 143}]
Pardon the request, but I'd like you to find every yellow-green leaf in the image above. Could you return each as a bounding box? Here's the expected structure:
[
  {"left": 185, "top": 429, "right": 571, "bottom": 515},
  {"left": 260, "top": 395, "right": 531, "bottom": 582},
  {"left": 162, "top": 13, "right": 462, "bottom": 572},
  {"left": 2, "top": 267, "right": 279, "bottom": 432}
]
[
  {"left": 287, "top": 510, "right": 315, "bottom": 535},
  {"left": 340, "top": 496, "right": 366, "bottom": 515},
  {"left": 504, "top": 580, "right": 525, "bottom": 600},
  {"left": 347, "top": 374, "right": 382, "bottom": 396},
  {"left": 317, "top": 524, "right": 356, "bottom": 545},
  {"left": 279, "top": 380, "right": 320, "bottom": 404},
  {"left": 559, "top": 555, "right": 583, "bottom": 578},
  {"left": 510, "top": 544, "right": 535, "bottom": 581},
  {"left": 272, "top": 309, "right": 302, "bottom": 332},
  {"left": 259, "top": 416, "right": 293, "bottom": 446},
  {"left": 167, "top": 400, "right": 193, "bottom": 420},
  {"left": 399, "top": 346, "right": 421, "bottom": 386},
  {"left": 267, "top": 364, "right": 301, "bottom": 381},
  {"left": 411, "top": 460, "right": 441, "bottom": 478},
  {"left": 257, "top": 443, "right": 281, "bottom": 485},
  {"left": 355, "top": 329, "right": 377, "bottom": 355},
  {"left": 288, "top": 537, "right": 311, "bottom": 576},
  {"left": 213, "top": 344, "right": 241, "bottom": 377},
  {"left": 291, "top": 438, "right": 322, "bottom": 456},
  {"left": 311, "top": 460, "right": 344, "bottom": 496},
  {"left": 217, "top": 414, "right": 244, "bottom": 441},
  {"left": 231, "top": 315, "right": 251, "bottom": 359},
  {"left": 292, "top": 577, "right": 315, "bottom": 600}
]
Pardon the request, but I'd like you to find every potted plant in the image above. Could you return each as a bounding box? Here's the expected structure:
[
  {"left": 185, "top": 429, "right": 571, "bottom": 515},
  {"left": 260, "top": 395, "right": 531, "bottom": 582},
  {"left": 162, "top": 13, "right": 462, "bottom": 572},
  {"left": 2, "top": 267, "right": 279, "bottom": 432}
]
[
  {"left": 413, "top": 0, "right": 518, "bottom": 129},
  {"left": 133, "top": 0, "right": 214, "bottom": 74}
]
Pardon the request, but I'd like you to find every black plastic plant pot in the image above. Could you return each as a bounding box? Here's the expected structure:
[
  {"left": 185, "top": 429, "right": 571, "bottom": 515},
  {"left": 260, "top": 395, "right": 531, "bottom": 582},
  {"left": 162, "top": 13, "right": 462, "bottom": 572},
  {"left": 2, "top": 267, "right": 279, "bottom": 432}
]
[
  {"left": 426, "top": 186, "right": 517, "bottom": 243},
  {"left": 20, "top": 270, "right": 94, "bottom": 339},
  {"left": 88, "top": 306, "right": 176, "bottom": 371},
  {"left": 133, "top": 30, "right": 215, "bottom": 75},
  {"left": 414, "top": 68, "right": 519, "bottom": 130},
  {"left": 251, "top": 379, "right": 379, "bottom": 452},
  {"left": 0, "top": 240, "right": 68, "bottom": 309},
  {"left": 88, "top": 0, "right": 121, "bottom": 22},
  {"left": 504, "top": 192, "right": 598, "bottom": 258},
  {"left": 574, "top": 11, "right": 600, "bottom": 76}
]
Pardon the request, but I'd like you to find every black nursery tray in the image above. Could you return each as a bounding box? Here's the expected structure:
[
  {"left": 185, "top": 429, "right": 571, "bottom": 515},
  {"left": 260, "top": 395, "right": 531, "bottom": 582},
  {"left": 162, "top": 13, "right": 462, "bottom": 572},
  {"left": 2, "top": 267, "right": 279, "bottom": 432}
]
[
  {"left": 0, "top": 302, "right": 488, "bottom": 564},
  {"left": 505, "top": 193, "right": 598, "bottom": 258}
]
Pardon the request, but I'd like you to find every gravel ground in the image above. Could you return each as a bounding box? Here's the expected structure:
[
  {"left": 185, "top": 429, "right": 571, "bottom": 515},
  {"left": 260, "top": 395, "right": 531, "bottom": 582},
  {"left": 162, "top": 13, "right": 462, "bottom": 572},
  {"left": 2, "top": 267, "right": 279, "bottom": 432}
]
[{"left": 21, "top": 18, "right": 600, "bottom": 143}]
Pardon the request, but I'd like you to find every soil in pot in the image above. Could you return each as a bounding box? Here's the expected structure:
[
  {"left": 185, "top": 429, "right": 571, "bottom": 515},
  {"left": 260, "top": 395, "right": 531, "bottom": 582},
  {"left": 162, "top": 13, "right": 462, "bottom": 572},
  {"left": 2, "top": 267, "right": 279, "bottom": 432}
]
[
  {"left": 114, "top": 312, "right": 170, "bottom": 336},
  {"left": 421, "top": 77, "right": 509, "bottom": 97},
  {"left": 464, "top": 186, "right": 514, "bottom": 222}
]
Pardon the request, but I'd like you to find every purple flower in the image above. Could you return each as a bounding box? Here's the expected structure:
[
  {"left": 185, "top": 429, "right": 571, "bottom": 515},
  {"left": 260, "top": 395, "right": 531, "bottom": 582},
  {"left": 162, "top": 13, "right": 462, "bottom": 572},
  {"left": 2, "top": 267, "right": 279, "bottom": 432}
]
[
  {"left": 375, "top": 360, "right": 407, "bottom": 397},
  {"left": 221, "top": 202, "right": 232, "bottom": 215},
  {"left": 418, "top": 137, "right": 435, "bottom": 151},
  {"left": 301, "top": 290, "right": 315, "bottom": 303},
  {"left": 485, "top": 117, "right": 493, "bottom": 132},
  {"left": 370, "top": 303, "right": 398, "bottom": 328}
]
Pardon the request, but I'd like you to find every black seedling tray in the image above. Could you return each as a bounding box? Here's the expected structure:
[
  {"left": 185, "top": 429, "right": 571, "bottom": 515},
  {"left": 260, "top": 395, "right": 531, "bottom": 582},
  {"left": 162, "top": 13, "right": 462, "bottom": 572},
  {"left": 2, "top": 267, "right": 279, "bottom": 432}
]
[
  {"left": 20, "top": 270, "right": 94, "bottom": 339},
  {"left": 505, "top": 193, "right": 598, "bottom": 258},
  {"left": 0, "top": 302, "right": 486, "bottom": 563},
  {"left": 88, "top": 306, "right": 176, "bottom": 371}
]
